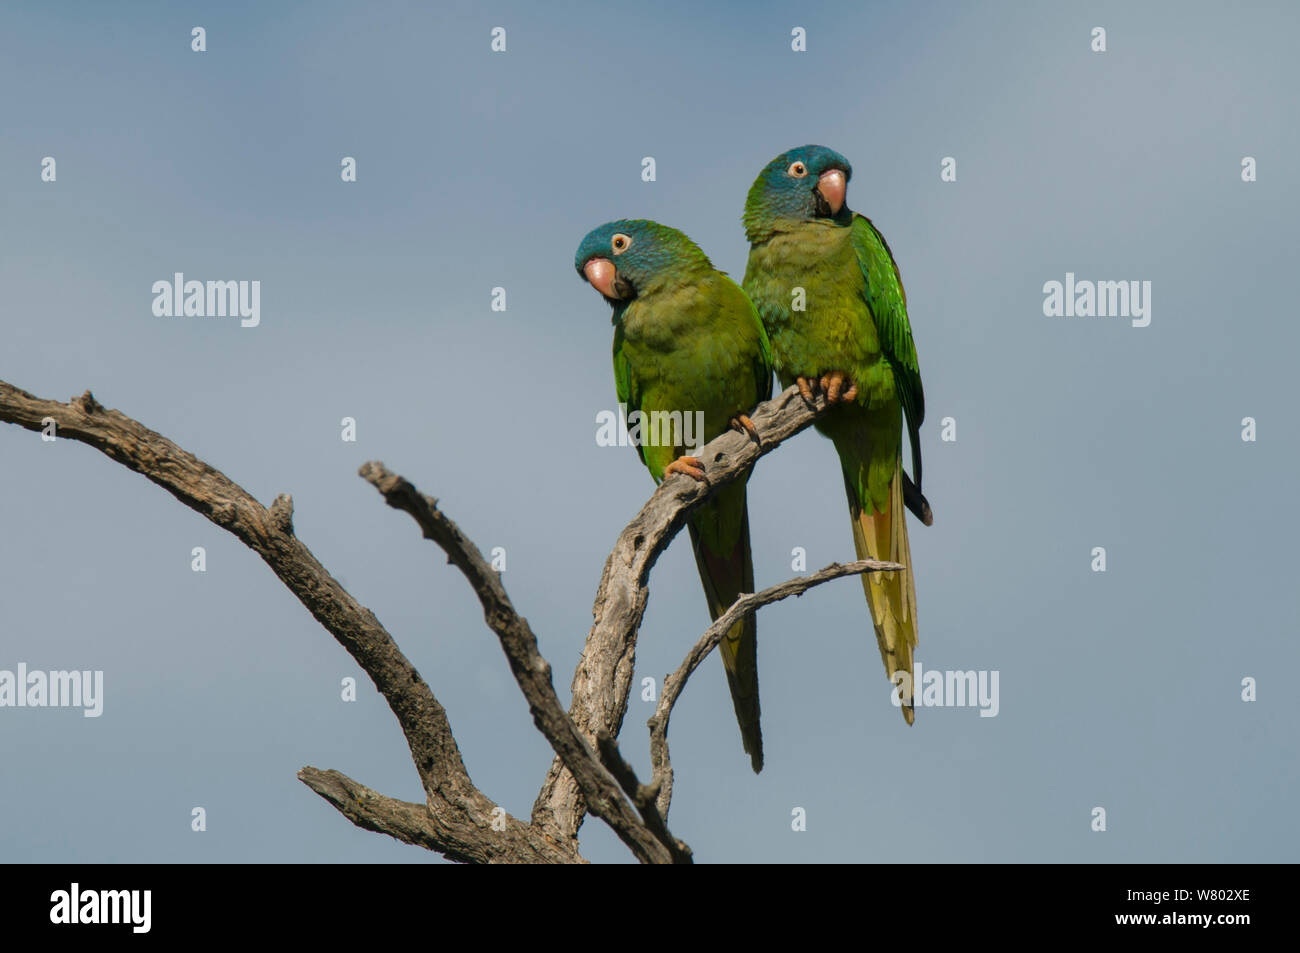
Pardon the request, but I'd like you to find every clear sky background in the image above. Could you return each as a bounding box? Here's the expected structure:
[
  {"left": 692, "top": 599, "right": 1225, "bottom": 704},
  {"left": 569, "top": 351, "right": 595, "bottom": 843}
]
[{"left": 2, "top": 0, "right": 1296, "bottom": 863}]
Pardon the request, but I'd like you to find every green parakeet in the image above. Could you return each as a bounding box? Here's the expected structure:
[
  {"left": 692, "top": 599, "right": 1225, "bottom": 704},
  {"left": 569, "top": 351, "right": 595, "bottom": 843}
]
[
  {"left": 576, "top": 219, "right": 774, "bottom": 770},
  {"left": 742, "top": 145, "right": 927, "bottom": 724}
]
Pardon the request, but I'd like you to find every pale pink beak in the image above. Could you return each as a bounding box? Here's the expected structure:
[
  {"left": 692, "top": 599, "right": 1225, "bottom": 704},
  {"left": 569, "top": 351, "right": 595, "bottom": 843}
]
[
  {"left": 817, "top": 169, "right": 846, "bottom": 215},
  {"left": 584, "top": 257, "right": 619, "bottom": 298}
]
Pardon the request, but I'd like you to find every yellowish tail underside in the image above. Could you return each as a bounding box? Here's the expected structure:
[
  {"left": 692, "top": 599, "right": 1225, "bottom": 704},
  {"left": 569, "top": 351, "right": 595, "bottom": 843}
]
[{"left": 844, "top": 458, "right": 918, "bottom": 724}]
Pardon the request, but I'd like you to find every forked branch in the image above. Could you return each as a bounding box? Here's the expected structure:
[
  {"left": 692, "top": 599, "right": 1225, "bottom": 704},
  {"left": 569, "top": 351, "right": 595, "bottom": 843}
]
[
  {"left": 647, "top": 558, "right": 903, "bottom": 818},
  {"left": 0, "top": 377, "right": 891, "bottom": 863}
]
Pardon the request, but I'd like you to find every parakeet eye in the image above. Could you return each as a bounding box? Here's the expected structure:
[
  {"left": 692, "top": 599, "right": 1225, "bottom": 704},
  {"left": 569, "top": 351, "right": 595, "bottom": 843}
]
[
  {"left": 611, "top": 233, "right": 632, "bottom": 255},
  {"left": 788, "top": 161, "right": 809, "bottom": 178}
]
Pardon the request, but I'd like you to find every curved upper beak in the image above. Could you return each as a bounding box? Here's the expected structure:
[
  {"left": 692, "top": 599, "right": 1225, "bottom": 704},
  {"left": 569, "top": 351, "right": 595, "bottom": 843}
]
[
  {"left": 816, "top": 169, "right": 846, "bottom": 215},
  {"left": 583, "top": 257, "right": 619, "bottom": 299}
]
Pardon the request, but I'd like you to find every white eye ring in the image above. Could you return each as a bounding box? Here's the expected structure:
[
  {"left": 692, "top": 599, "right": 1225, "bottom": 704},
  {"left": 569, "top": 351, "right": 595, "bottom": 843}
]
[
  {"left": 788, "top": 161, "right": 809, "bottom": 178},
  {"left": 611, "top": 233, "right": 632, "bottom": 255}
]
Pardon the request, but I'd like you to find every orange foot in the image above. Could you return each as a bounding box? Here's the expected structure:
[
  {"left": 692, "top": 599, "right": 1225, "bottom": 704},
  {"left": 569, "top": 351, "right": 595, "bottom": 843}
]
[
  {"left": 819, "top": 370, "right": 859, "bottom": 404},
  {"left": 664, "top": 455, "right": 705, "bottom": 481},
  {"left": 729, "top": 414, "right": 760, "bottom": 442},
  {"left": 796, "top": 372, "right": 859, "bottom": 404}
]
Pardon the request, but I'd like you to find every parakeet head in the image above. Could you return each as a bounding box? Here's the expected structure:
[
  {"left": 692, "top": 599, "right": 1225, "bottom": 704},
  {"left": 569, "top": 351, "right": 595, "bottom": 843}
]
[
  {"left": 742, "top": 144, "right": 853, "bottom": 242},
  {"left": 575, "top": 219, "right": 712, "bottom": 307}
]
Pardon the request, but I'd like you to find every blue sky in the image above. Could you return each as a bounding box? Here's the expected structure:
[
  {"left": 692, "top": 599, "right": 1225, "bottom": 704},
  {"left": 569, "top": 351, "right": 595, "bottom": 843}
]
[{"left": 1, "top": 0, "right": 1296, "bottom": 862}]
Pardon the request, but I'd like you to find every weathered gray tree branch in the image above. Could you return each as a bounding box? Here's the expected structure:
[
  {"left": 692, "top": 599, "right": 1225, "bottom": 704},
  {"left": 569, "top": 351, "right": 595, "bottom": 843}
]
[
  {"left": 296, "top": 766, "right": 527, "bottom": 856},
  {"left": 531, "top": 385, "right": 845, "bottom": 844},
  {"left": 0, "top": 380, "right": 580, "bottom": 864},
  {"left": 358, "top": 461, "right": 681, "bottom": 863},
  {"left": 0, "top": 377, "right": 886, "bottom": 863},
  {"left": 647, "top": 558, "right": 903, "bottom": 818},
  {"left": 594, "top": 730, "right": 691, "bottom": 863}
]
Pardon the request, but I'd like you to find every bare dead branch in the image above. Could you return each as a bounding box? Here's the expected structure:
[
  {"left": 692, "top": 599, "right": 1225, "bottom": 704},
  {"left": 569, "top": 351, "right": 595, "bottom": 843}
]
[
  {"left": 297, "top": 767, "right": 445, "bottom": 848},
  {"left": 532, "top": 385, "right": 840, "bottom": 843},
  {"left": 647, "top": 558, "right": 903, "bottom": 818},
  {"left": 594, "top": 731, "right": 691, "bottom": 864},
  {"left": 1, "top": 376, "right": 892, "bottom": 863},
  {"left": 359, "top": 461, "right": 681, "bottom": 864},
  {"left": 295, "top": 766, "right": 579, "bottom": 862},
  {"left": 0, "top": 380, "right": 581, "bottom": 865}
]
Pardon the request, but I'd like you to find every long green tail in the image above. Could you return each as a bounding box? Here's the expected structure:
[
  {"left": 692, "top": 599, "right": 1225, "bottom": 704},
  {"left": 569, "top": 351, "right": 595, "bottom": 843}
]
[
  {"left": 841, "top": 456, "right": 918, "bottom": 724},
  {"left": 686, "top": 481, "right": 762, "bottom": 772}
]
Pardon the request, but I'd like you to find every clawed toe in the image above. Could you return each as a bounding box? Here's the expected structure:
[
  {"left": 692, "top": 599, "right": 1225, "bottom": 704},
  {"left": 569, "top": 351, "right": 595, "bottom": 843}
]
[
  {"left": 730, "top": 414, "right": 760, "bottom": 443},
  {"left": 796, "top": 372, "right": 857, "bottom": 405},
  {"left": 664, "top": 456, "right": 706, "bottom": 481},
  {"left": 819, "top": 370, "right": 857, "bottom": 404}
]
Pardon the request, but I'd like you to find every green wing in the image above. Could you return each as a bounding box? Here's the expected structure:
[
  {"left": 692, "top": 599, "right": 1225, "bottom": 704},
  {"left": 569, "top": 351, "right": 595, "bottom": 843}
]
[
  {"left": 850, "top": 214, "right": 925, "bottom": 490},
  {"left": 741, "top": 277, "right": 776, "bottom": 407},
  {"left": 611, "top": 322, "right": 650, "bottom": 471}
]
